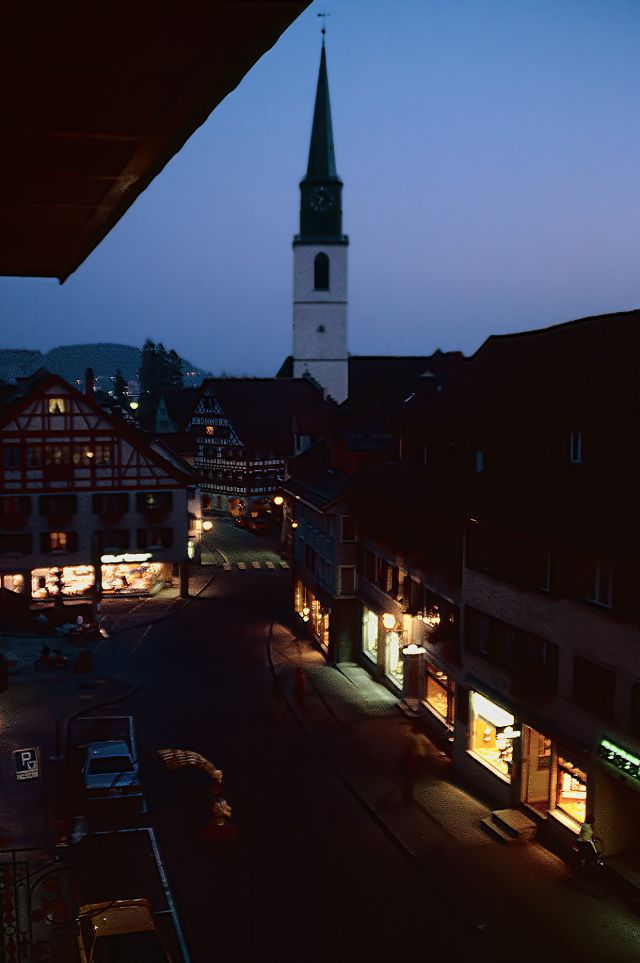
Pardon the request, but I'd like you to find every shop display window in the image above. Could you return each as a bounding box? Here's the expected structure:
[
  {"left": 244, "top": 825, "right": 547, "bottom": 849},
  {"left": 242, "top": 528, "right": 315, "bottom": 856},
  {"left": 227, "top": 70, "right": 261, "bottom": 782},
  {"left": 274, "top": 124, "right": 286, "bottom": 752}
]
[
  {"left": 555, "top": 755, "right": 587, "bottom": 824},
  {"left": 0, "top": 573, "right": 25, "bottom": 594},
  {"left": 424, "top": 663, "right": 455, "bottom": 724},
  {"left": 295, "top": 582, "right": 329, "bottom": 650},
  {"left": 101, "top": 562, "right": 172, "bottom": 595},
  {"left": 385, "top": 630, "right": 404, "bottom": 688},
  {"left": 469, "top": 691, "right": 517, "bottom": 781},
  {"left": 31, "top": 566, "right": 95, "bottom": 599},
  {"left": 363, "top": 609, "right": 378, "bottom": 661}
]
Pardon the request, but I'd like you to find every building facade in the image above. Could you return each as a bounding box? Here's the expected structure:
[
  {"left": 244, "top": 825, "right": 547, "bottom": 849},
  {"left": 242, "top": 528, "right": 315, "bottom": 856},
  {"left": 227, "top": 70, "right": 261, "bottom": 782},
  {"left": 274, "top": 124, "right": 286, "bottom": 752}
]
[{"left": 0, "top": 370, "right": 195, "bottom": 600}]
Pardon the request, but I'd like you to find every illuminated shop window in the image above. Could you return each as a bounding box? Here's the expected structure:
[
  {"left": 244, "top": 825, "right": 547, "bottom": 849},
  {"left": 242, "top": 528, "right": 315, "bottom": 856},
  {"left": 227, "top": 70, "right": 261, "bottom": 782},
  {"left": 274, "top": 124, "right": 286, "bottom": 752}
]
[
  {"left": 555, "top": 755, "right": 587, "bottom": 824},
  {"left": 101, "top": 561, "right": 172, "bottom": 595},
  {"left": 48, "top": 397, "right": 66, "bottom": 415},
  {"left": 469, "top": 691, "right": 517, "bottom": 781},
  {"left": 0, "top": 574, "right": 24, "bottom": 593},
  {"left": 362, "top": 609, "right": 378, "bottom": 661},
  {"left": 49, "top": 531, "right": 68, "bottom": 551},
  {"left": 385, "top": 630, "right": 404, "bottom": 688},
  {"left": 31, "top": 566, "right": 95, "bottom": 599},
  {"left": 424, "top": 663, "right": 455, "bottom": 724}
]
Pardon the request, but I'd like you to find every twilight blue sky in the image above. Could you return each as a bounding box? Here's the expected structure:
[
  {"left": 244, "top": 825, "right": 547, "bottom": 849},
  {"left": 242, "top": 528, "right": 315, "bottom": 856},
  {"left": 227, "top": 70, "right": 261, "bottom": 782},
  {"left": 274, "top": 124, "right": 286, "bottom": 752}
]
[{"left": 1, "top": 0, "right": 639, "bottom": 374}]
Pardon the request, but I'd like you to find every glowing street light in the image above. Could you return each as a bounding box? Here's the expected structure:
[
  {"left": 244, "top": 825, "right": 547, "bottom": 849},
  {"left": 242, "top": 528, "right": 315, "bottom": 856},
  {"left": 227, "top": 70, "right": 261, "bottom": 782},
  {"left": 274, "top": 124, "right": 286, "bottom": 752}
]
[
  {"left": 129, "top": 401, "right": 139, "bottom": 411},
  {"left": 273, "top": 495, "right": 284, "bottom": 506},
  {"left": 291, "top": 520, "right": 298, "bottom": 529},
  {"left": 202, "top": 520, "right": 213, "bottom": 532}
]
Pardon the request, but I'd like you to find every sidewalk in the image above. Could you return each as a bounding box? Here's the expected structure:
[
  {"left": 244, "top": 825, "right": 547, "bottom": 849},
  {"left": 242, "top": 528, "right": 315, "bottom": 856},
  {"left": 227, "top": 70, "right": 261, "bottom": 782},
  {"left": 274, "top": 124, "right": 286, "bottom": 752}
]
[{"left": 270, "top": 625, "right": 640, "bottom": 963}]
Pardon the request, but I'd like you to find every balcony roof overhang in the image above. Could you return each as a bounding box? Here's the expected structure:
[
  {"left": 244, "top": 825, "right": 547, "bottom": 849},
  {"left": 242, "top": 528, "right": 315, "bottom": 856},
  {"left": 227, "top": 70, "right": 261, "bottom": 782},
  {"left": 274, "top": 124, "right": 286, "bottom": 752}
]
[{"left": 0, "top": 1, "right": 309, "bottom": 282}]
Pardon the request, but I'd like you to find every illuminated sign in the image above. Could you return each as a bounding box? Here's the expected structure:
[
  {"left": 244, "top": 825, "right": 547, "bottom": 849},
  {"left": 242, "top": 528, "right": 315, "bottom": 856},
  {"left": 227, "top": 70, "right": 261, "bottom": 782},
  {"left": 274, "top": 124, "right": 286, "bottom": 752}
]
[
  {"left": 100, "top": 553, "right": 153, "bottom": 564},
  {"left": 598, "top": 738, "right": 640, "bottom": 783}
]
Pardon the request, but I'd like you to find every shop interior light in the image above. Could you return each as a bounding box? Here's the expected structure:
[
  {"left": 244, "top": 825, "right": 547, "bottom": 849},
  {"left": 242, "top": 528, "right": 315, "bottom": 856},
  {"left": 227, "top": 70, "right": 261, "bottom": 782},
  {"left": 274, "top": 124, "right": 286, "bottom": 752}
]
[
  {"left": 129, "top": 401, "right": 139, "bottom": 410},
  {"left": 403, "top": 643, "right": 426, "bottom": 656},
  {"left": 302, "top": 606, "right": 310, "bottom": 616},
  {"left": 471, "top": 691, "right": 514, "bottom": 729},
  {"left": 202, "top": 520, "right": 213, "bottom": 531},
  {"left": 382, "top": 612, "right": 396, "bottom": 630},
  {"left": 85, "top": 450, "right": 94, "bottom": 459},
  {"left": 273, "top": 495, "right": 284, "bottom": 506}
]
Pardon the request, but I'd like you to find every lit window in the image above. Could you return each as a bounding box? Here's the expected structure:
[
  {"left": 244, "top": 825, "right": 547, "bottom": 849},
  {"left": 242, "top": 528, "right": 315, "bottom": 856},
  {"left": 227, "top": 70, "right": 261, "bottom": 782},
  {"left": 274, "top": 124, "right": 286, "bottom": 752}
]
[
  {"left": 205, "top": 425, "right": 214, "bottom": 436},
  {"left": 424, "top": 663, "right": 455, "bottom": 724},
  {"left": 569, "top": 431, "right": 582, "bottom": 464},
  {"left": 48, "top": 397, "right": 66, "bottom": 415},
  {"left": 49, "top": 532, "right": 68, "bottom": 551},
  {"left": 469, "top": 691, "right": 516, "bottom": 781},
  {"left": 362, "top": 609, "right": 378, "bottom": 661},
  {"left": 384, "top": 630, "right": 403, "bottom": 687},
  {"left": 555, "top": 754, "right": 587, "bottom": 824}
]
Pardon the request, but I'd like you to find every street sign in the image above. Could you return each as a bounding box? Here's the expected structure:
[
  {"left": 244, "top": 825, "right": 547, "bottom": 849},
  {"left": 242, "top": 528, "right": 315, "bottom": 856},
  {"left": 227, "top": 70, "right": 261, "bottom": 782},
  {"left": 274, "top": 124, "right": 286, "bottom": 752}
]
[{"left": 13, "top": 747, "right": 39, "bottom": 781}]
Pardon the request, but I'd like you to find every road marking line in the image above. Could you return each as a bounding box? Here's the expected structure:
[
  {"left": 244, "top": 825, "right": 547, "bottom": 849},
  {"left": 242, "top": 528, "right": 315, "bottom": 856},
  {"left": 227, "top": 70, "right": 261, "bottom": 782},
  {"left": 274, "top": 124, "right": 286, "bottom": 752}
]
[
  {"left": 252, "top": 561, "right": 261, "bottom": 569},
  {"left": 223, "top": 563, "right": 232, "bottom": 571},
  {"left": 279, "top": 560, "right": 290, "bottom": 569},
  {"left": 129, "top": 624, "right": 152, "bottom": 658},
  {"left": 266, "top": 561, "right": 275, "bottom": 569},
  {"left": 237, "top": 562, "right": 247, "bottom": 570}
]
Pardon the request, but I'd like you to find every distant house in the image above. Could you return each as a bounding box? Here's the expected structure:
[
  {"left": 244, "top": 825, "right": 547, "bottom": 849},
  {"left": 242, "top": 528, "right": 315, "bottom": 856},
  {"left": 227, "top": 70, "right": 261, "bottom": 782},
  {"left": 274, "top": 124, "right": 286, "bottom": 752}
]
[{"left": 187, "top": 378, "right": 337, "bottom": 515}]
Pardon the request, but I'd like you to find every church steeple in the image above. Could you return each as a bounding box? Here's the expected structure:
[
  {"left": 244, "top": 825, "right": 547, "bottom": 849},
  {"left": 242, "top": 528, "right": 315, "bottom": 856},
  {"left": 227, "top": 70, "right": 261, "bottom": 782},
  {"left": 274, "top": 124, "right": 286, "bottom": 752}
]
[
  {"left": 297, "top": 39, "right": 345, "bottom": 241},
  {"left": 291, "top": 34, "right": 349, "bottom": 405},
  {"left": 305, "top": 40, "right": 339, "bottom": 183}
]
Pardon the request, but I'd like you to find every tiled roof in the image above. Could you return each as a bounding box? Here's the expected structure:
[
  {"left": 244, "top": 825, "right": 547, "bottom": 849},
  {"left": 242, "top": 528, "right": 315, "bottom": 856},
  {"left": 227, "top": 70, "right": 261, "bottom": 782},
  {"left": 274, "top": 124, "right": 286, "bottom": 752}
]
[{"left": 197, "top": 378, "right": 337, "bottom": 456}]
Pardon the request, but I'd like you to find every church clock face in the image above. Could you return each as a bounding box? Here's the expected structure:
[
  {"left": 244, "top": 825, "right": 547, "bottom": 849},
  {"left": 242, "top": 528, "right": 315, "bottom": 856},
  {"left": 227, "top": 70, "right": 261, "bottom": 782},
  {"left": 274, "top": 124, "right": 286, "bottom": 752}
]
[{"left": 309, "top": 187, "right": 336, "bottom": 212}]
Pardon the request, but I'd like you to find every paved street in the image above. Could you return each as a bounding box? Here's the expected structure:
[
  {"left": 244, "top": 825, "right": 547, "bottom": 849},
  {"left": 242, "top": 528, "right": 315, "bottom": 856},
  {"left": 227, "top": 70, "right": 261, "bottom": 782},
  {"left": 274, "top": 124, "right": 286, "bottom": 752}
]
[{"left": 2, "top": 519, "right": 640, "bottom": 961}]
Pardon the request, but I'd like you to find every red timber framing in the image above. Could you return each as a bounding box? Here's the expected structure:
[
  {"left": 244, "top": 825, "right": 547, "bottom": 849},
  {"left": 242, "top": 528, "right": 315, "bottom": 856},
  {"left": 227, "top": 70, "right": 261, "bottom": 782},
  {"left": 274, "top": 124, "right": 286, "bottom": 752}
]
[{"left": 0, "top": 374, "right": 195, "bottom": 495}]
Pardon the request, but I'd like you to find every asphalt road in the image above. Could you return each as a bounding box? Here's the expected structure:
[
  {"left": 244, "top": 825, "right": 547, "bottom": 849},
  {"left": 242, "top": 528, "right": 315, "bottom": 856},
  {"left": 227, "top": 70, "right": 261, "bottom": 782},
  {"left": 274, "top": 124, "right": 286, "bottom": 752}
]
[{"left": 4, "top": 520, "right": 636, "bottom": 962}]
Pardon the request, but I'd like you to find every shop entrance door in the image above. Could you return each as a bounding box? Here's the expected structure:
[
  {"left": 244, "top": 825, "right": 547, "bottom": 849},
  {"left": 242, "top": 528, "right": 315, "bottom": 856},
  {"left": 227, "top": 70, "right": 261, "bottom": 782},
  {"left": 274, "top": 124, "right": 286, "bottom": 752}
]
[{"left": 521, "top": 726, "right": 551, "bottom": 815}]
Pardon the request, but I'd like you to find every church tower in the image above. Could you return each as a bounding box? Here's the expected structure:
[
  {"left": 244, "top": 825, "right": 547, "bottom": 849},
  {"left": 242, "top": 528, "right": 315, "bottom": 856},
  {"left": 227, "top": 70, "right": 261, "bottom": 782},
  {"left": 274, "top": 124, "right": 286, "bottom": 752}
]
[{"left": 292, "top": 37, "right": 349, "bottom": 404}]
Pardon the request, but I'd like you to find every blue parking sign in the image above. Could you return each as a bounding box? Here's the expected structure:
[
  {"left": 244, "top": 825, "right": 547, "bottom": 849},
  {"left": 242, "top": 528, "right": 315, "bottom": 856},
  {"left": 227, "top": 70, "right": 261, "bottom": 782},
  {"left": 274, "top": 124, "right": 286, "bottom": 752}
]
[{"left": 14, "top": 747, "right": 39, "bottom": 781}]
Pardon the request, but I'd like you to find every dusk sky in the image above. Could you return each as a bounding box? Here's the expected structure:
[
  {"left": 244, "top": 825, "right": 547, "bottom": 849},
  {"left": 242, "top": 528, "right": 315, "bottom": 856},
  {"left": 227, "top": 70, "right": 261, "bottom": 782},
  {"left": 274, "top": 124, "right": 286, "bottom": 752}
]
[{"left": 1, "top": 0, "right": 639, "bottom": 375}]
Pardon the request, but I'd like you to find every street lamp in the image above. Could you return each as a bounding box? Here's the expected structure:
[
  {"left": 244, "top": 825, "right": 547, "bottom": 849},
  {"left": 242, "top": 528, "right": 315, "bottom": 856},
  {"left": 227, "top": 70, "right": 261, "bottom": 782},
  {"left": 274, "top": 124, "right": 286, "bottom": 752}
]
[
  {"left": 382, "top": 612, "right": 396, "bottom": 630},
  {"left": 202, "top": 520, "right": 213, "bottom": 532},
  {"left": 273, "top": 495, "right": 284, "bottom": 507}
]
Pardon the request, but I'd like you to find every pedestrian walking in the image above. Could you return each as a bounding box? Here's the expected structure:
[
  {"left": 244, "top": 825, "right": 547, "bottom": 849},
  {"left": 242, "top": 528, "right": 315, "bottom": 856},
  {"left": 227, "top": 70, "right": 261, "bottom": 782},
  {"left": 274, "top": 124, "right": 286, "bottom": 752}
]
[
  {"left": 383, "top": 722, "right": 432, "bottom": 807},
  {"left": 295, "top": 666, "right": 307, "bottom": 710}
]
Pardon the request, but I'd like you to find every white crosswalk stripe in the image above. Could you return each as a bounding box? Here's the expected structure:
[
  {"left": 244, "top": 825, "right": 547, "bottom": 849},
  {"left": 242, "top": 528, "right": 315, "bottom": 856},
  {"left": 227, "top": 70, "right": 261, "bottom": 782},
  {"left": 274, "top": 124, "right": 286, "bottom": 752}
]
[
  {"left": 251, "top": 561, "right": 261, "bottom": 569},
  {"left": 220, "top": 559, "right": 287, "bottom": 572},
  {"left": 237, "top": 562, "right": 247, "bottom": 571}
]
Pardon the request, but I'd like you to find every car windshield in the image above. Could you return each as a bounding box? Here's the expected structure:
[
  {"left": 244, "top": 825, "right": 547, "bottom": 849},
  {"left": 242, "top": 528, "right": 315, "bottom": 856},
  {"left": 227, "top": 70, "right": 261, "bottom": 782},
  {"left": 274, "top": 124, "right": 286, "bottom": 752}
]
[
  {"left": 88, "top": 757, "right": 134, "bottom": 775},
  {"left": 92, "top": 931, "right": 167, "bottom": 962}
]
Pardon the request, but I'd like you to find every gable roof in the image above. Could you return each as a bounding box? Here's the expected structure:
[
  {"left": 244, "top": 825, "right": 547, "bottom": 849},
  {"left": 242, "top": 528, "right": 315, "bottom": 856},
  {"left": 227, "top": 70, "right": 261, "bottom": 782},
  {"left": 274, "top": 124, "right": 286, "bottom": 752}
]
[
  {"left": 194, "top": 377, "right": 337, "bottom": 455},
  {"left": 0, "top": 369, "right": 197, "bottom": 485}
]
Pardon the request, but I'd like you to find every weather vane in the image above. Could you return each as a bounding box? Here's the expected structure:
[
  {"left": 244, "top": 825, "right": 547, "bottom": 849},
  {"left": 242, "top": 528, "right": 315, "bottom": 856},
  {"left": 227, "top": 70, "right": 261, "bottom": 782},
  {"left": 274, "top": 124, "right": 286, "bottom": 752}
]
[{"left": 317, "top": 11, "right": 330, "bottom": 38}]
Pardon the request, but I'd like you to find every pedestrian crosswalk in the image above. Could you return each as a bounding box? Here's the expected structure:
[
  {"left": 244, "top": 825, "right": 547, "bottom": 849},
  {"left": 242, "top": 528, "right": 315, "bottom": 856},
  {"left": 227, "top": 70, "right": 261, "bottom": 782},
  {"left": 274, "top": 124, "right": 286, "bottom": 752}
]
[{"left": 221, "top": 560, "right": 289, "bottom": 572}]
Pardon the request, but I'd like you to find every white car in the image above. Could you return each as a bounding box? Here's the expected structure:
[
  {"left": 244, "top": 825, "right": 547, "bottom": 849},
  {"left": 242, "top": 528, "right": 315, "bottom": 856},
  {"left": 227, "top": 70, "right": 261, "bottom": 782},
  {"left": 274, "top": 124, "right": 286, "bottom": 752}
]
[{"left": 82, "top": 740, "right": 142, "bottom": 801}]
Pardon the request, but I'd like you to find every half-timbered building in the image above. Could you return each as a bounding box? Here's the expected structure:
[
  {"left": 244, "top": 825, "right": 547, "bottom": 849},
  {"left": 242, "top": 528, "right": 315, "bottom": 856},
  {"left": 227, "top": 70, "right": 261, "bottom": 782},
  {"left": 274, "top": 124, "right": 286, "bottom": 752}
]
[
  {"left": 187, "top": 378, "right": 336, "bottom": 516},
  {"left": 0, "top": 369, "right": 196, "bottom": 600}
]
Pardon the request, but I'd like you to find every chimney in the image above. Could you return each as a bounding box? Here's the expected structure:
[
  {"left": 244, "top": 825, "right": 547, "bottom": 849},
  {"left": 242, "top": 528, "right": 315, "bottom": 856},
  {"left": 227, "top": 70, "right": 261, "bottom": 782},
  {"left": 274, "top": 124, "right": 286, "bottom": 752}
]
[{"left": 85, "top": 367, "right": 94, "bottom": 399}]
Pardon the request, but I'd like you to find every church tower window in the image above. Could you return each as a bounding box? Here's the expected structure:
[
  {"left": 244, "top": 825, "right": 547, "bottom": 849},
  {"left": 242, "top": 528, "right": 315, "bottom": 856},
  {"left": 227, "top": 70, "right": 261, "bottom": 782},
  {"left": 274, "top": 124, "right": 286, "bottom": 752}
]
[{"left": 314, "top": 252, "right": 329, "bottom": 290}]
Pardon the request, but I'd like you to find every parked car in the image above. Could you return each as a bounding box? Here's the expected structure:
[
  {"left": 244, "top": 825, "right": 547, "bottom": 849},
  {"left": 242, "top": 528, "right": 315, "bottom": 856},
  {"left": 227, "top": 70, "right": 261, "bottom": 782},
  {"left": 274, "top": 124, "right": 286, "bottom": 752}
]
[
  {"left": 76, "top": 898, "right": 171, "bottom": 962},
  {"left": 82, "top": 740, "right": 142, "bottom": 801},
  {"left": 233, "top": 514, "right": 249, "bottom": 528}
]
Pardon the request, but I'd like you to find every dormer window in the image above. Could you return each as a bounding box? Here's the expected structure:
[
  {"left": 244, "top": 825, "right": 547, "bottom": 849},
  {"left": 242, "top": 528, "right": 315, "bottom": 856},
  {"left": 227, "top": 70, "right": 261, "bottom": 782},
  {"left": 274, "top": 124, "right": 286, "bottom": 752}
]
[
  {"left": 569, "top": 431, "right": 583, "bottom": 464},
  {"left": 48, "top": 397, "right": 66, "bottom": 415},
  {"left": 314, "top": 252, "right": 329, "bottom": 290}
]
